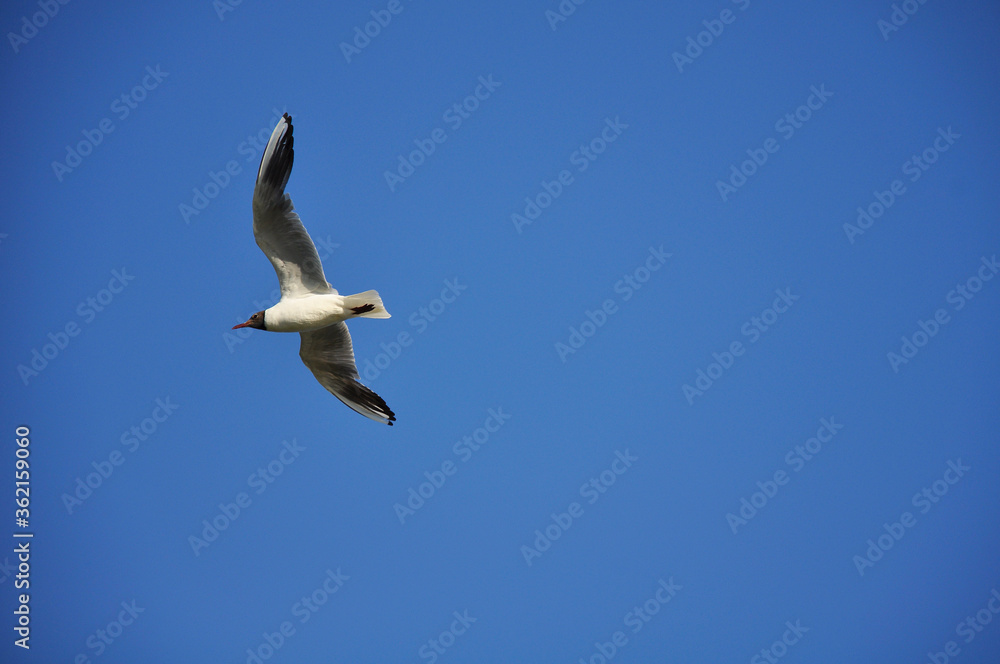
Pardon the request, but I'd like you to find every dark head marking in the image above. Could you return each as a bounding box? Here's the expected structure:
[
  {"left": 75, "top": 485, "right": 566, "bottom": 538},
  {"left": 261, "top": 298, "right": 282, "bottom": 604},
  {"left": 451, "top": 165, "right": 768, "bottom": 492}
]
[{"left": 233, "top": 310, "right": 267, "bottom": 330}]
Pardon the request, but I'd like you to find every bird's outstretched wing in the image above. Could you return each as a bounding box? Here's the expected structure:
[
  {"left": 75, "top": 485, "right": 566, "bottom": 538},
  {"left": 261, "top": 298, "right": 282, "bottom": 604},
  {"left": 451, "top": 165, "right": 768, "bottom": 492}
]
[
  {"left": 252, "top": 113, "right": 333, "bottom": 299},
  {"left": 299, "top": 322, "right": 396, "bottom": 425}
]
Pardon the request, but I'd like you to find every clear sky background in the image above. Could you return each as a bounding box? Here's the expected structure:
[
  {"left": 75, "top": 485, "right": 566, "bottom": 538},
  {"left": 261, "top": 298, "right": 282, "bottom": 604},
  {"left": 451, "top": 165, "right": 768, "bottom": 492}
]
[{"left": 2, "top": 1, "right": 999, "bottom": 662}]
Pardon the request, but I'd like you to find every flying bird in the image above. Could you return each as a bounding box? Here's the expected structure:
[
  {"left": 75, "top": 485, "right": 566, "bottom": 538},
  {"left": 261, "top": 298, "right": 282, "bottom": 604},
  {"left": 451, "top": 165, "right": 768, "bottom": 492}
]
[{"left": 233, "top": 113, "right": 396, "bottom": 425}]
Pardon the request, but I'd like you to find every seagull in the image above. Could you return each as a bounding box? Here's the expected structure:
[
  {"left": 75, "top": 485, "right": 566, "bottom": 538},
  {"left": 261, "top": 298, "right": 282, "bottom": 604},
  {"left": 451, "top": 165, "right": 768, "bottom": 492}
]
[{"left": 233, "top": 113, "right": 396, "bottom": 425}]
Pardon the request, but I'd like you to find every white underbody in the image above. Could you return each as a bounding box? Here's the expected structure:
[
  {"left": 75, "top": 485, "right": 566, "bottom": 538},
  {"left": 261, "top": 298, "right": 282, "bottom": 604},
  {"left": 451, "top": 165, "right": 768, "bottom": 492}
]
[{"left": 265, "top": 294, "right": 352, "bottom": 332}]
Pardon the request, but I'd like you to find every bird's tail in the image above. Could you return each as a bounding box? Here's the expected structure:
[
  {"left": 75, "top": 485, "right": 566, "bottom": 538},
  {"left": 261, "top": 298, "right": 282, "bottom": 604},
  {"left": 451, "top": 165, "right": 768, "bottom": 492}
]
[{"left": 344, "top": 290, "right": 391, "bottom": 319}]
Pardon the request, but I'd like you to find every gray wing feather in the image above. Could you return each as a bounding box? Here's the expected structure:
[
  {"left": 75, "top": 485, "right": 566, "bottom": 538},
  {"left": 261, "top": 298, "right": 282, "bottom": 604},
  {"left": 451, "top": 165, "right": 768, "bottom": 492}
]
[
  {"left": 252, "top": 114, "right": 333, "bottom": 298},
  {"left": 299, "top": 323, "right": 396, "bottom": 425}
]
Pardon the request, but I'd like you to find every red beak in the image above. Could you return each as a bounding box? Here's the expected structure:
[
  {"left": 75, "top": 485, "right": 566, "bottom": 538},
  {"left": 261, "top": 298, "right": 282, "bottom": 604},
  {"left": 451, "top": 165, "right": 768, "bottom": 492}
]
[{"left": 232, "top": 321, "right": 250, "bottom": 329}]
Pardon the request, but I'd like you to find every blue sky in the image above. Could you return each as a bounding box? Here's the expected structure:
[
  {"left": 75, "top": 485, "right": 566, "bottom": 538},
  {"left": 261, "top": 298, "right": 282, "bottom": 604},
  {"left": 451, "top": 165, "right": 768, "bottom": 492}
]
[{"left": 2, "top": 0, "right": 999, "bottom": 661}]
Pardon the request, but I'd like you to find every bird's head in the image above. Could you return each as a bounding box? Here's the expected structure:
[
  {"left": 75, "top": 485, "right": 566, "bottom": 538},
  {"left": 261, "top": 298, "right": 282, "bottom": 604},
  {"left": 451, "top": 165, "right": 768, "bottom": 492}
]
[{"left": 233, "top": 311, "right": 266, "bottom": 330}]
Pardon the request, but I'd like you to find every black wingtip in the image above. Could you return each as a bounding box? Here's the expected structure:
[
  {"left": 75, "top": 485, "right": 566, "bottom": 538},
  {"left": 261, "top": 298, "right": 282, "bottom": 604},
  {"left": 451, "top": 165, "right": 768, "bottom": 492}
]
[
  {"left": 257, "top": 112, "right": 295, "bottom": 196},
  {"left": 337, "top": 379, "right": 396, "bottom": 426}
]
